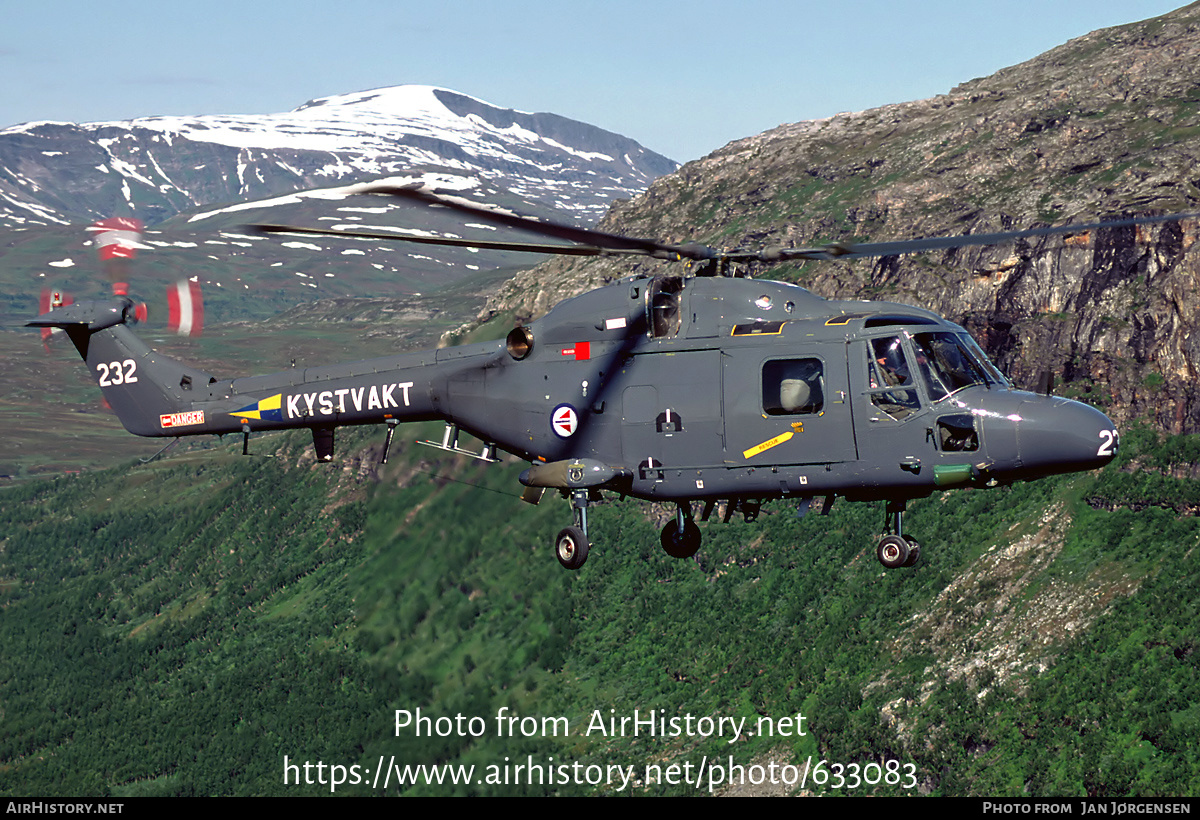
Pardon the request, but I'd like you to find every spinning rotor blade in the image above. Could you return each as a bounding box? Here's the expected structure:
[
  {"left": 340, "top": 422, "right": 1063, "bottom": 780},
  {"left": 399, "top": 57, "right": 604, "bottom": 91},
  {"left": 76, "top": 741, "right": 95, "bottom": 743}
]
[
  {"left": 769, "top": 210, "right": 1200, "bottom": 262},
  {"left": 258, "top": 184, "right": 720, "bottom": 262},
  {"left": 252, "top": 223, "right": 642, "bottom": 257},
  {"left": 254, "top": 182, "right": 1200, "bottom": 275},
  {"left": 82, "top": 218, "right": 203, "bottom": 336},
  {"left": 167, "top": 279, "right": 204, "bottom": 337},
  {"left": 89, "top": 217, "right": 144, "bottom": 295},
  {"left": 368, "top": 185, "right": 719, "bottom": 259}
]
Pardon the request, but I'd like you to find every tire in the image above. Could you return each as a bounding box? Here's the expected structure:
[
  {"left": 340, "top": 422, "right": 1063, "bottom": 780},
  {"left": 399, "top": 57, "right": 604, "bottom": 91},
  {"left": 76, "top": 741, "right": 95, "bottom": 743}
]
[
  {"left": 555, "top": 526, "right": 589, "bottom": 570},
  {"left": 660, "top": 519, "right": 702, "bottom": 559},
  {"left": 876, "top": 534, "right": 910, "bottom": 569},
  {"left": 902, "top": 537, "right": 921, "bottom": 567}
]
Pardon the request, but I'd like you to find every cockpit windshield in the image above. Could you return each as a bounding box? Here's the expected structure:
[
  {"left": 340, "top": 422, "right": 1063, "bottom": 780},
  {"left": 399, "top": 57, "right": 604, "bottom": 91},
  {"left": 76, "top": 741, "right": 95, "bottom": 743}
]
[{"left": 912, "top": 332, "right": 1008, "bottom": 401}]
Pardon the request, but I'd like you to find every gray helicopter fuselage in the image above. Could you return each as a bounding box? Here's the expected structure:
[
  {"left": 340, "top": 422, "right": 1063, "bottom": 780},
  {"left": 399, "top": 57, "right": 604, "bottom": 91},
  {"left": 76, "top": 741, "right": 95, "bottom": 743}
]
[
  {"left": 32, "top": 274, "right": 1117, "bottom": 510},
  {"left": 474, "top": 275, "right": 1117, "bottom": 504}
]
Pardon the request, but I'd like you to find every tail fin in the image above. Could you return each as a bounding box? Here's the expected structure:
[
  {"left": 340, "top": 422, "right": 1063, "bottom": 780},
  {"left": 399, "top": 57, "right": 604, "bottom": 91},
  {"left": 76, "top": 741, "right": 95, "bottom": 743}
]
[
  {"left": 38, "top": 289, "right": 73, "bottom": 345},
  {"left": 29, "top": 298, "right": 216, "bottom": 437}
]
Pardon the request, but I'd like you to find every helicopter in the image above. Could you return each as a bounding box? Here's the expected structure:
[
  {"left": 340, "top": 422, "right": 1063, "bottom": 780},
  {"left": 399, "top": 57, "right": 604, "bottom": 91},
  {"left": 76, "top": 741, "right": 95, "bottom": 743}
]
[{"left": 32, "top": 184, "right": 1174, "bottom": 572}]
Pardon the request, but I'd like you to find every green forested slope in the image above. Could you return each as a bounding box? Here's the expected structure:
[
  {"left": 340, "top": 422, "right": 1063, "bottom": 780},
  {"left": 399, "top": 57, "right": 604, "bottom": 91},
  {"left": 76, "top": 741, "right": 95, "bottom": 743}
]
[{"left": 1, "top": 424, "right": 1197, "bottom": 796}]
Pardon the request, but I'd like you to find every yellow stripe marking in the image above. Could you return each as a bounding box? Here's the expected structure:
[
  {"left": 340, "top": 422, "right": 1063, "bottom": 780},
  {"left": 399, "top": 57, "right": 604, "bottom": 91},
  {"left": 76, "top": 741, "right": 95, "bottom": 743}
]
[{"left": 742, "top": 431, "right": 794, "bottom": 459}]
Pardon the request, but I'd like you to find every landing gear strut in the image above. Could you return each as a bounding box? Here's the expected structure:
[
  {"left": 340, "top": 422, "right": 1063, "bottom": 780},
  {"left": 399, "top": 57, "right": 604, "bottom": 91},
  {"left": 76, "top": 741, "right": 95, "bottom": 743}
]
[
  {"left": 876, "top": 500, "right": 920, "bottom": 569},
  {"left": 555, "top": 489, "right": 592, "bottom": 570},
  {"left": 660, "top": 501, "right": 701, "bottom": 559}
]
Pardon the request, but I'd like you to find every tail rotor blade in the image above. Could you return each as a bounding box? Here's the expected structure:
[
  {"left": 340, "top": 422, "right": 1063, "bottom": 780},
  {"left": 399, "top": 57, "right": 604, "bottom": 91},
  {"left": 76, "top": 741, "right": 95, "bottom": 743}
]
[
  {"left": 89, "top": 217, "right": 144, "bottom": 295},
  {"left": 167, "top": 279, "right": 204, "bottom": 337}
]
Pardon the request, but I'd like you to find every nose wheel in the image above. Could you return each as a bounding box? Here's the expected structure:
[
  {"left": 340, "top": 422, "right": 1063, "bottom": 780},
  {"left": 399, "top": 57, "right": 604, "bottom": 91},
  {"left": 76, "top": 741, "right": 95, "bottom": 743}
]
[
  {"left": 555, "top": 526, "right": 589, "bottom": 570},
  {"left": 553, "top": 489, "right": 593, "bottom": 570},
  {"left": 877, "top": 534, "right": 920, "bottom": 568},
  {"left": 877, "top": 501, "right": 921, "bottom": 568}
]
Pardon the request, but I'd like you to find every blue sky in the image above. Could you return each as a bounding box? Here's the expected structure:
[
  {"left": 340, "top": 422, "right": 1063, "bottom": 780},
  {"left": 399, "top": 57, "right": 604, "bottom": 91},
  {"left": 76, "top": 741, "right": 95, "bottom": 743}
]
[{"left": 1, "top": 0, "right": 1186, "bottom": 162}]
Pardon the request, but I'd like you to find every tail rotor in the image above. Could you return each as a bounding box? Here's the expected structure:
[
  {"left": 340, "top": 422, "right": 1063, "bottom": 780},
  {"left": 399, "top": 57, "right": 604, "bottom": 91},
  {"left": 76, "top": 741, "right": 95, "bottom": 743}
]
[{"left": 84, "top": 217, "right": 202, "bottom": 337}]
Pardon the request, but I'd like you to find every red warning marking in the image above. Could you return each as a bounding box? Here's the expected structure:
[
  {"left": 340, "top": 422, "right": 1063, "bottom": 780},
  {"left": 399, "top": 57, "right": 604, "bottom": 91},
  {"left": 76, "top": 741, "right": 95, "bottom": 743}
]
[{"left": 559, "top": 342, "right": 591, "bottom": 361}]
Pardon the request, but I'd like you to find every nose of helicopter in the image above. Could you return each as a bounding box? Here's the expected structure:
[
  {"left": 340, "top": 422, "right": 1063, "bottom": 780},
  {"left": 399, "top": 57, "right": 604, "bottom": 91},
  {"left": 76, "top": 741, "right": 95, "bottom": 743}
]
[{"left": 1015, "top": 395, "right": 1119, "bottom": 475}]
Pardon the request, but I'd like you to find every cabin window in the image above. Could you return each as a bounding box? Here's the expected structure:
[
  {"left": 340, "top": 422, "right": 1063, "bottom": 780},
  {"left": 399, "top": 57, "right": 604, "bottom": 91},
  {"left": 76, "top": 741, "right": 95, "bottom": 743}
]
[{"left": 763, "top": 358, "right": 824, "bottom": 415}]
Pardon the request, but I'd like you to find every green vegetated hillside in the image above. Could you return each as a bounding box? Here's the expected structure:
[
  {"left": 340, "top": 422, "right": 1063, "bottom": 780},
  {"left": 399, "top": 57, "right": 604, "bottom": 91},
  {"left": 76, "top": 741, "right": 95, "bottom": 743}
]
[{"left": 1, "top": 422, "right": 1196, "bottom": 796}]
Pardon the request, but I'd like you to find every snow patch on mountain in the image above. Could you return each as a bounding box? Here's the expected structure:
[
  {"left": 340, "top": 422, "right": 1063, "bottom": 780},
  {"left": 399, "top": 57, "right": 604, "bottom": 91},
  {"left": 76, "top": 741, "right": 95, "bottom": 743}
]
[{"left": 0, "top": 85, "right": 678, "bottom": 229}]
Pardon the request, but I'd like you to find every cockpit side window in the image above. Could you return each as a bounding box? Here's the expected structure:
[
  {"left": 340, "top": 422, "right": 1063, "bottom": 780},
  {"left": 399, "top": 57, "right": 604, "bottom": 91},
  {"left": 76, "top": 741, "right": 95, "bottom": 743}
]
[
  {"left": 912, "top": 332, "right": 1002, "bottom": 400},
  {"left": 867, "top": 336, "right": 921, "bottom": 420},
  {"left": 763, "top": 358, "right": 824, "bottom": 415},
  {"left": 869, "top": 337, "right": 913, "bottom": 387}
]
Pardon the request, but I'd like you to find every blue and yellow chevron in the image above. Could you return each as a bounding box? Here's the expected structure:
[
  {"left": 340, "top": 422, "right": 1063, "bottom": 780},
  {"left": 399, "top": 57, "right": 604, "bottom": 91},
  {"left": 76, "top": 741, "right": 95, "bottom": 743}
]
[{"left": 229, "top": 393, "right": 283, "bottom": 422}]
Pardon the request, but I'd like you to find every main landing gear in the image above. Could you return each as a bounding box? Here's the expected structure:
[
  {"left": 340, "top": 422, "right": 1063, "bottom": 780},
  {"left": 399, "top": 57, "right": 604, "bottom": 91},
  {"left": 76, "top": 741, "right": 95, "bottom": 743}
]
[
  {"left": 660, "top": 501, "right": 701, "bottom": 559},
  {"left": 553, "top": 495, "right": 705, "bottom": 570},
  {"left": 876, "top": 500, "right": 920, "bottom": 569},
  {"left": 553, "top": 496, "right": 923, "bottom": 571}
]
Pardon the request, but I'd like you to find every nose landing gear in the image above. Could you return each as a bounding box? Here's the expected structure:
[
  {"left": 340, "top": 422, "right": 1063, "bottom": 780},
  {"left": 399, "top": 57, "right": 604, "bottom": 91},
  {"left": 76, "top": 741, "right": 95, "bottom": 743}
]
[
  {"left": 877, "top": 500, "right": 920, "bottom": 568},
  {"left": 555, "top": 525, "right": 589, "bottom": 570},
  {"left": 555, "top": 489, "right": 593, "bottom": 570}
]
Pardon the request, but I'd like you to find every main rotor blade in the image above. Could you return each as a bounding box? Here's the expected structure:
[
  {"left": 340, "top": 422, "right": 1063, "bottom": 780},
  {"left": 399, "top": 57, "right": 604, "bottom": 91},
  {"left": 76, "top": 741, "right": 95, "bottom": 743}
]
[
  {"left": 364, "top": 184, "right": 718, "bottom": 261},
  {"left": 251, "top": 223, "right": 642, "bottom": 257},
  {"left": 771, "top": 210, "right": 1200, "bottom": 262}
]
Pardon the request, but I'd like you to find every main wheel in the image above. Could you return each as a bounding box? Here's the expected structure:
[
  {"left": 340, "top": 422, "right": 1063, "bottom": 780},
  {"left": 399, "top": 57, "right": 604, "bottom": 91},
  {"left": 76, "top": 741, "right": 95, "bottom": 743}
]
[
  {"left": 555, "top": 526, "right": 589, "bottom": 570},
  {"left": 876, "top": 534, "right": 910, "bottom": 569},
  {"left": 902, "top": 537, "right": 921, "bottom": 567},
  {"left": 660, "top": 519, "right": 702, "bottom": 559}
]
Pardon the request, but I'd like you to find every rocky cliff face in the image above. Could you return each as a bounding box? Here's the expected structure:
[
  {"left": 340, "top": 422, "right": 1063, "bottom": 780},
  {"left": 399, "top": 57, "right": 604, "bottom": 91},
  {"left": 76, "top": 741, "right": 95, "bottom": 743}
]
[{"left": 487, "top": 4, "right": 1200, "bottom": 434}]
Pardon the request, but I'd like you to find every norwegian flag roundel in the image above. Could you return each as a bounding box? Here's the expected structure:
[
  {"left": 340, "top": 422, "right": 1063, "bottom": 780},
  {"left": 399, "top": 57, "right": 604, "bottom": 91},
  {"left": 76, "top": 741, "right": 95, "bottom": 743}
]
[{"left": 551, "top": 404, "right": 579, "bottom": 438}]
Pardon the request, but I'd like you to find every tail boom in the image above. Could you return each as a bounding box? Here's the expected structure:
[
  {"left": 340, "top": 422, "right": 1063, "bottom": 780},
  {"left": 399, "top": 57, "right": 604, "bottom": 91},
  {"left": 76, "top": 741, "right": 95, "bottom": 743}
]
[
  {"left": 30, "top": 298, "right": 459, "bottom": 443},
  {"left": 30, "top": 298, "right": 216, "bottom": 437}
]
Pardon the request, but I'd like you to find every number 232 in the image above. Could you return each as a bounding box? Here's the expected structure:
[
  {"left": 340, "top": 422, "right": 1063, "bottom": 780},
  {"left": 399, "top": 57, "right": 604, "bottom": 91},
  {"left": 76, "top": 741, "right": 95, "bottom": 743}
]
[{"left": 97, "top": 359, "right": 138, "bottom": 387}]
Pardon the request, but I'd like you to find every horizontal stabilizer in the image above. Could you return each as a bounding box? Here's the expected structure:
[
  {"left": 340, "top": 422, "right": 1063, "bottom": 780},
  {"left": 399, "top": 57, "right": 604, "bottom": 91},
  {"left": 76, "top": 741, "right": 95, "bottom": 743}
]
[{"left": 28, "top": 299, "right": 134, "bottom": 331}]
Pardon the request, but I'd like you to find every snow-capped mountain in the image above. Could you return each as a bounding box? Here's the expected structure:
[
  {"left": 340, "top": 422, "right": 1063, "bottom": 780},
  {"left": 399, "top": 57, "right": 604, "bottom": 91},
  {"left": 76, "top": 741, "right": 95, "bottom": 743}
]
[{"left": 0, "top": 85, "right": 678, "bottom": 229}]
